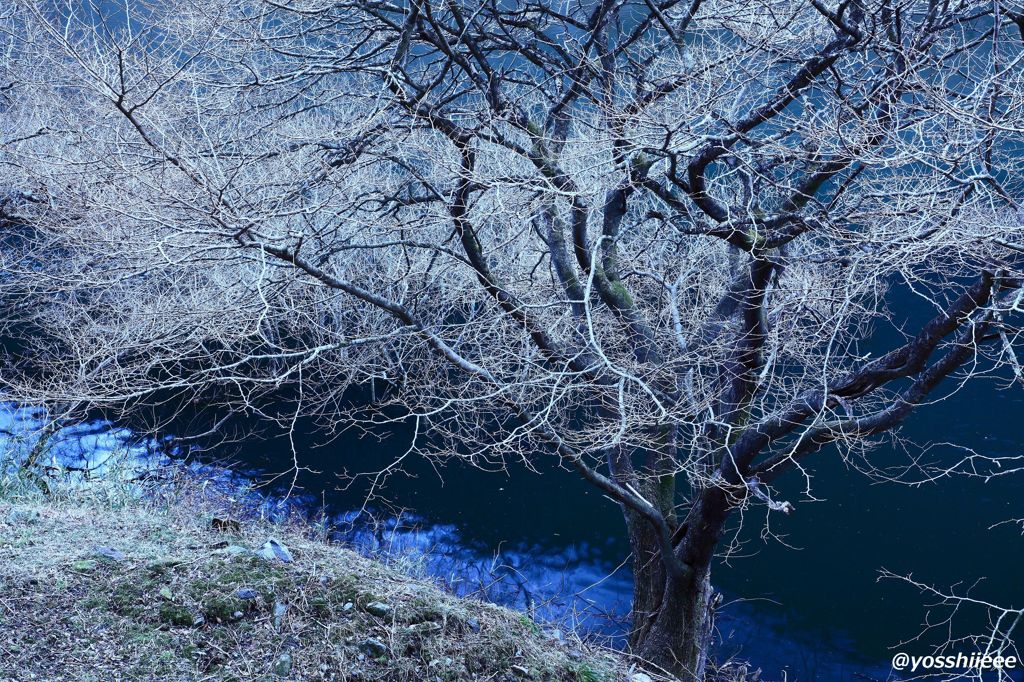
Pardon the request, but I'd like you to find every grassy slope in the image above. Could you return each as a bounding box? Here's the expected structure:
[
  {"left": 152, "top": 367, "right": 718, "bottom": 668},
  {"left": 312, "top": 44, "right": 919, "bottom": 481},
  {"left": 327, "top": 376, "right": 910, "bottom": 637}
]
[{"left": 0, "top": 471, "right": 632, "bottom": 682}]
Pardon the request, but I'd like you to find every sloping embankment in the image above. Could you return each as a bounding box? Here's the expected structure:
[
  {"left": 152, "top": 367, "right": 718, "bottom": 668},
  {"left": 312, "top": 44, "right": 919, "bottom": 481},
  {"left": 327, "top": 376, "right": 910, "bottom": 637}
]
[{"left": 0, "top": 472, "right": 632, "bottom": 682}]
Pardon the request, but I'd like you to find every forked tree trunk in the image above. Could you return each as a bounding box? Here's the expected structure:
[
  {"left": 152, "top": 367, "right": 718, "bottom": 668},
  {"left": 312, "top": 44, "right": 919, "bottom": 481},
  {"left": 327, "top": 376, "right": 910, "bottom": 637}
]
[
  {"left": 625, "top": 510, "right": 716, "bottom": 681},
  {"left": 635, "top": 567, "right": 715, "bottom": 681}
]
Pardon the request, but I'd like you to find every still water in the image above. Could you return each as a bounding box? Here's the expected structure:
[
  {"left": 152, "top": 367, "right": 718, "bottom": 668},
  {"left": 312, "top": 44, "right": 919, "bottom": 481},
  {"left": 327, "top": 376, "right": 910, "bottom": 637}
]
[{"left": 2, "top": 376, "right": 1022, "bottom": 681}]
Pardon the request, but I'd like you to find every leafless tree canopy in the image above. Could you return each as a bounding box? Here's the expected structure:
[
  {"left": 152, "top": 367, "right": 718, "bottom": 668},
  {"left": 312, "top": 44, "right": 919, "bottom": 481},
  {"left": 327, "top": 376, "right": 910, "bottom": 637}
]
[{"left": 2, "top": 0, "right": 1024, "bottom": 677}]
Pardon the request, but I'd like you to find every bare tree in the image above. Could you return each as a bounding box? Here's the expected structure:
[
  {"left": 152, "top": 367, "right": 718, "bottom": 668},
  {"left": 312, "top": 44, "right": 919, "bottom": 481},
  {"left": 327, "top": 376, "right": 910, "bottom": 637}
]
[{"left": 3, "top": 0, "right": 1024, "bottom": 677}]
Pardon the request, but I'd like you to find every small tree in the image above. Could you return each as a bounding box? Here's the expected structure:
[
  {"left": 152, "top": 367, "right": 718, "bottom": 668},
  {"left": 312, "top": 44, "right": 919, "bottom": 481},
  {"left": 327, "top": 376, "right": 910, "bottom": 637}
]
[{"left": 3, "top": 0, "right": 1024, "bottom": 677}]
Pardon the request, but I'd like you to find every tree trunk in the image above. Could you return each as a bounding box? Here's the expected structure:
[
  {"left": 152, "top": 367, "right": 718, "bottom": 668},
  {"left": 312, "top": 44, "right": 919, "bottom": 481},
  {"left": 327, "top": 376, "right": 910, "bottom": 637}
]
[
  {"left": 635, "top": 568, "right": 715, "bottom": 681},
  {"left": 626, "top": 511, "right": 716, "bottom": 681}
]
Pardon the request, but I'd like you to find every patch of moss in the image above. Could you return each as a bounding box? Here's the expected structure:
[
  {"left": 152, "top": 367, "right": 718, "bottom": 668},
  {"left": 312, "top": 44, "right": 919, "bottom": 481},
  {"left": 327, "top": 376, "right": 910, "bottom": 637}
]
[
  {"left": 402, "top": 596, "right": 446, "bottom": 624},
  {"left": 517, "top": 613, "right": 542, "bottom": 635},
  {"left": 572, "top": 662, "right": 607, "bottom": 682},
  {"left": 307, "top": 594, "right": 335, "bottom": 618},
  {"left": 202, "top": 596, "right": 247, "bottom": 623},
  {"left": 355, "top": 589, "right": 382, "bottom": 608},
  {"left": 106, "top": 576, "right": 160, "bottom": 618},
  {"left": 159, "top": 603, "right": 196, "bottom": 627},
  {"left": 329, "top": 574, "right": 359, "bottom": 602},
  {"left": 145, "top": 558, "right": 184, "bottom": 576}
]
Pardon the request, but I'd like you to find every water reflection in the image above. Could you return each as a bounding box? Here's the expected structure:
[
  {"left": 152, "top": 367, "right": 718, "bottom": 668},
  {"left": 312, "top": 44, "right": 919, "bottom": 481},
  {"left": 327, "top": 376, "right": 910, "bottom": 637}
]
[{"left": 0, "top": 404, "right": 170, "bottom": 478}]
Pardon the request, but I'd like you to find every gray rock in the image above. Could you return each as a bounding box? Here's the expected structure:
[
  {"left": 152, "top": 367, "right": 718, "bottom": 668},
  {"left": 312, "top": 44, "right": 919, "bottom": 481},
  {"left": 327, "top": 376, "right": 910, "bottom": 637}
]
[
  {"left": 257, "top": 538, "right": 293, "bottom": 563},
  {"left": 273, "top": 652, "right": 292, "bottom": 678},
  {"left": 630, "top": 673, "right": 654, "bottom": 682},
  {"left": 364, "top": 601, "right": 392, "bottom": 618},
  {"left": 93, "top": 546, "right": 126, "bottom": 562},
  {"left": 341, "top": 601, "right": 354, "bottom": 613},
  {"left": 234, "top": 587, "right": 259, "bottom": 600},
  {"left": 465, "top": 617, "right": 481, "bottom": 632},
  {"left": 273, "top": 601, "right": 288, "bottom": 630},
  {"left": 360, "top": 637, "right": 388, "bottom": 658}
]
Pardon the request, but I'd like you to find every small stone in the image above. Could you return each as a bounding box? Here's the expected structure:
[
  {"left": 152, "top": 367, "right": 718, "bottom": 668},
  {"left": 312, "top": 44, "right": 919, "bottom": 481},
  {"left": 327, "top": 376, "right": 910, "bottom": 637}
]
[
  {"left": 631, "top": 673, "right": 654, "bottom": 682},
  {"left": 159, "top": 586, "right": 173, "bottom": 600},
  {"left": 93, "top": 546, "right": 126, "bottom": 562},
  {"left": 544, "top": 628, "right": 563, "bottom": 642},
  {"left": 257, "top": 538, "right": 293, "bottom": 563},
  {"left": 273, "top": 601, "right": 287, "bottom": 630},
  {"left": 341, "top": 601, "right": 354, "bottom": 613},
  {"left": 510, "top": 664, "right": 530, "bottom": 677},
  {"left": 364, "top": 601, "right": 392, "bottom": 618},
  {"left": 360, "top": 637, "right": 388, "bottom": 658},
  {"left": 234, "top": 587, "right": 259, "bottom": 600},
  {"left": 231, "top": 610, "right": 243, "bottom": 619},
  {"left": 465, "top": 617, "right": 481, "bottom": 632},
  {"left": 72, "top": 559, "right": 98, "bottom": 572},
  {"left": 273, "top": 652, "right": 292, "bottom": 678}
]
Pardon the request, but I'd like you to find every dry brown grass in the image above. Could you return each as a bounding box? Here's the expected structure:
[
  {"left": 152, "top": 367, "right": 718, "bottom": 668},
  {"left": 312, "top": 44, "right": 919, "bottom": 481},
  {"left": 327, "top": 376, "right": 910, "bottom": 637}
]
[{"left": 0, "top": 468, "right": 630, "bottom": 682}]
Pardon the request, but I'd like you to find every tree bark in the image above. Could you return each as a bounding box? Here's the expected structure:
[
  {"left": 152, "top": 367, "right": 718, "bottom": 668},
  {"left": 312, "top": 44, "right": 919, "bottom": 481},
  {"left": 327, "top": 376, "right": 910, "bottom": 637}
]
[
  {"left": 627, "top": 510, "right": 715, "bottom": 681},
  {"left": 625, "top": 499, "right": 716, "bottom": 681}
]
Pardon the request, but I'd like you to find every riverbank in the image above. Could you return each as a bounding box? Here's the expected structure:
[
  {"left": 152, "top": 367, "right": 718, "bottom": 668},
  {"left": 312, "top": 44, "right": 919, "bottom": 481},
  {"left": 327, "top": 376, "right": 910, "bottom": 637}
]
[{"left": 0, "top": 466, "right": 640, "bottom": 682}]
